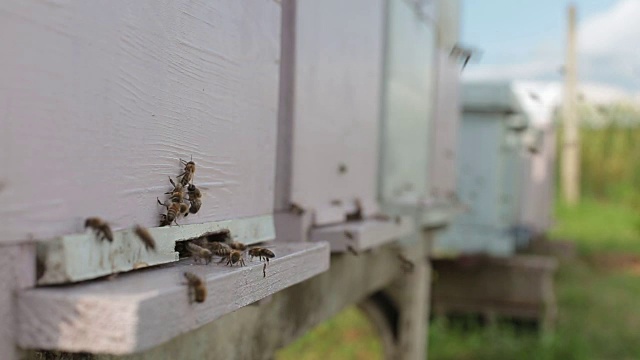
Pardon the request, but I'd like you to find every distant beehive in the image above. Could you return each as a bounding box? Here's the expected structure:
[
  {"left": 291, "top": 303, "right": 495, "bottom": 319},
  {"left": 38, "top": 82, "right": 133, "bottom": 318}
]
[{"left": 434, "top": 81, "right": 532, "bottom": 257}]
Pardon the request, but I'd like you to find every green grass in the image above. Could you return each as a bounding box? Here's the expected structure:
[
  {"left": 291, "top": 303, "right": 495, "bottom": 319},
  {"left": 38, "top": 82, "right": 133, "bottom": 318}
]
[
  {"left": 550, "top": 198, "right": 640, "bottom": 255},
  {"left": 276, "top": 197, "right": 640, "bottom": 360},
  {"left": 276, "top": 307, "right": 383, "bottom": 360}
]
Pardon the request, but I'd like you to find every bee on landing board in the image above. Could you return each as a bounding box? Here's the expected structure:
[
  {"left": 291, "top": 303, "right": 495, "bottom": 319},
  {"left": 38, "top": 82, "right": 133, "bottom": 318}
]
[
  {"left": 228, "top": 241, "right": 247, "bottom": 251},
  {"left": 183, "top": 272, "right": 206, "bottom": 303},
  {"left": 186, "top": 184, "right": 202, "bottom": 215},
  {"left": 186, "top": 242, "right": 213, "bottom": 264},
  {"left": 85, "top": 217, "right": 114, "bottom": 242},
  {"left": 178, "top": 156, "right": 196, "bottom": 187},
  {"left": 208, "top": 241, "right": 231, "bottom": 258},
  {"left": 219, "top": 249, "right": 246, "bottom": 267},
  {"left": 133, "top": 225, "right": 156, "bottom": 251},
  {"left": 247, "top": 247, "right": 275, "bottom": 263}
]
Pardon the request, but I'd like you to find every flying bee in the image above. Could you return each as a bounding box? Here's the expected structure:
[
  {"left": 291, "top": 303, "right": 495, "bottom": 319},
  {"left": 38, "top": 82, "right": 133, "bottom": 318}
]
[
  {"left": 186, "top": 242, "right": 213, "bottom": 264},
  {"left": 178, "top": 156, "right": 196, "bottom": 186},
  {"left": 183, "top": 272, "right": 207, "bottom": 303},
  {"left": 85, "top": 217, "right": 114, "bottom": 242},
  {"left": 219, "top": 249, "right": 246, "bottom": 267},
  {"left": 133, "top": 225, "right": 156, "bottom": 251},
  {"left": 228, "top": 241, "right": 247, "bottom": 251},
  {"left": 186, "top": 184, "right": 202, "bottom": 215},
  {"left": 158, "top": 198, "right": 189, "bottom": 226},
  {"left": 208, "top": 241, "right": 231, "bottom": 257},
  {"left": 247, "top": 247, "right": 275, "bottom": 263}
]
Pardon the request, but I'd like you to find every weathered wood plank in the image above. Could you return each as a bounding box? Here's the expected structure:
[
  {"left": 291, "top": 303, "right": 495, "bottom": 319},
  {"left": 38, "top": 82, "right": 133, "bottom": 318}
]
[
  {"left": 309, "top": 217, "right": 414, "bottom": 253},
  {"left": 0, "top": 0, "right": 281, "bottom": 244},
  {"left": 18, "top": 242, "right": 329, "bottom": 355},
  {"left": 44, "top": 241, "right": 426, "bottom": 360},
  {"left": 37, "top": 215, "right": 275, "bottom": 285}
]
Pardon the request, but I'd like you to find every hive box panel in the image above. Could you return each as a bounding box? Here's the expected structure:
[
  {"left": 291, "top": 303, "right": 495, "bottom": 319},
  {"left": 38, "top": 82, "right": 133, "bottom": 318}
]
[
  {"left": 430, "top": 51, "right": 461, "bottom": 202},
  {"left": 283, "top": 0, "right": 386, "bottom": 223},
  {"left": 379, "top": 0, "right": 437, "bottom": 207},
  {"left": 0, "top": 0, "right": 281, "bottom": 243}
]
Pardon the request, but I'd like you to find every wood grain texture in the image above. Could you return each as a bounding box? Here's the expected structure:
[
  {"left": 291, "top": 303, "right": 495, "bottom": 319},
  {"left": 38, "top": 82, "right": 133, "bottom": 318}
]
[
  {"left": 53, "top": 240, "right": 429, "bottom": 360},
  {"left": 18, "top": 242, "right": 329, "bottom": 355},
  {"left": 37, "top": 214, "right": 274, "bottom": 285},
  {"left": 0, "top": 0, "right": 281, "bottom": 244},
  {"left": 379, "top": 0, "right": 436, "bottom": 206},
  {"left": 283, "top": 0, "right": 386, "bottom": 223},
  {"left": 309, "top": 216, "right": 414, "bottom": 253}
]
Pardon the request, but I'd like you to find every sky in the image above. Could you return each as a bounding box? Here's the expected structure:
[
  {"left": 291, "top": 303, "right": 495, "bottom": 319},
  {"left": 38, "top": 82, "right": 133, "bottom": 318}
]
[{"left": 461, "top": 0, "right": 640, "bottom": 94}]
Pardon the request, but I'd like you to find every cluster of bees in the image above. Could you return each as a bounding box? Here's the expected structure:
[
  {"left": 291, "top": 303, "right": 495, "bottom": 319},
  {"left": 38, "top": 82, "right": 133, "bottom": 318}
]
[
  {"left": 182, "top": 235, "right": 275, "bottom": 303},
  {"left": 157, "top": 157, "right": 202, "bottom": 226},
  {"left": 83, "top": 157, "right": 275, "bottom": 305}
]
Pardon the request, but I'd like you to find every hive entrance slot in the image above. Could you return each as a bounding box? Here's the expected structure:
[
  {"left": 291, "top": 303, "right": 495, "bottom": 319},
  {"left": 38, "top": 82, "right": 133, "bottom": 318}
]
[{"left": 174, "top": 229, "right": 231, "bottom": 258}]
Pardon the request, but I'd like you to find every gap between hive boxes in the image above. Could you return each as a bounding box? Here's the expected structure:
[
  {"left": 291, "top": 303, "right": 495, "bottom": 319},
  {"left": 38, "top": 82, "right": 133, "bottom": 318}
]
[{"left": 36, "top": 214, "right": 275, "bottom": 285}]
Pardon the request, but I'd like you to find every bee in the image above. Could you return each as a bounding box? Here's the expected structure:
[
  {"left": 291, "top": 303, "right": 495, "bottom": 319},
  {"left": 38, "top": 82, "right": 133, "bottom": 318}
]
[
  {"left": 219, "top": 249, "right": 246, "bottom": 267},
  {"left": 85, "top": 217, "right": 114, "bottom": 242},
  {"left": 345, "top": 198, "right": 363, "bottom": 221},
  {"left": 289, "top": 203, "right": 305, "bottom": 216},
  {"left": 183, "top": 272, "right": 207, "bottom": 303},
  {"left": 208, "top": 241, "right": 231, "bottom": 257},
  {"left": 344, "top": 230, "right": 354, "bottom": 240},
  {"left": 346, "top": 246, "right": 359, "bottom": 256},
  {"left": 158, "top": 198, "right": 189, "bottom": 226},
  {"left": 186, "top": 184, "right": 202, "bottom": 215},
  {"left": 186, "top": 242, "right": 213, "bottom": 264},
  {"left": 248, "top": 247, "right": 275, "bottom": 263},
  {"left": 133, "top": 225, "right": 156, "bottom": 251},
  {"left": 178, "top": 156, "right": 196, "bottom": 186},
  {"left": 228, "top": 241, "right": 247, "bottom": 251},
  {"left": 165, "top": 177, "right": 184, "bottom": 203},
  {"left": 397, "top": 253, "right": 415, "bottom": 273}
]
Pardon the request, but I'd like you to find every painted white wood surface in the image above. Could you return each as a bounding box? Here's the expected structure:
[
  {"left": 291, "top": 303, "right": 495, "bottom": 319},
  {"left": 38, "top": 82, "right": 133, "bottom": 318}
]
[
  {"left": 436, "top": 0, "right": 460, "bottom": 49},
  {"left": 37, "top": 215, "right": 274, "bottom": 285},
  {"left": 0, "top": 244, "right": 36, "bottom": 360},
  {"left": 18, "top": 242, "right": 330, "bottom": 355},
  {"left": 379, "top": 0, "right": 437, "bottom": 207},
  {"left": 284, "top": 0, "right": 386, "bottom": 224},
  {"left": 309, "top": 216, "right": 414, "bottom": 253},
  {"left": 430, "top": 51, "right": 461, "bottom": 202},
  {"left": 0, "top": 0, "right": 281, "bottom": 244}
]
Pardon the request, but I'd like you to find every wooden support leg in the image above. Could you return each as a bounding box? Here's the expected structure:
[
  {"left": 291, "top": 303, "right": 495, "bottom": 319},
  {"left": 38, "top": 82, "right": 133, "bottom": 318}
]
[{"left": 390, "top": 257, "right": 430, "bottom": 360}]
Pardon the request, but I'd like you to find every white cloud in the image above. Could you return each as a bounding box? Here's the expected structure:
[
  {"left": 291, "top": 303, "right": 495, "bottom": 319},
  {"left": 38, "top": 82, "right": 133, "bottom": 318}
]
[
  {"left": 579, "top": 0, "right": 640, "bottom": 57},
  {"left": 464, "top": 0, "right": 640, "bottom": 94}
]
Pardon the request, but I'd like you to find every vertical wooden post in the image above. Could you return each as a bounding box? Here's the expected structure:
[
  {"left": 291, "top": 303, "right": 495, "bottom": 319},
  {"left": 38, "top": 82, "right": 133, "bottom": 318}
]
[
  {"left": 385, "top": 239, "right": 431, "bottom": 360},
  {"left": 562, "top": 4, "right": 580, "bottom": 205}
]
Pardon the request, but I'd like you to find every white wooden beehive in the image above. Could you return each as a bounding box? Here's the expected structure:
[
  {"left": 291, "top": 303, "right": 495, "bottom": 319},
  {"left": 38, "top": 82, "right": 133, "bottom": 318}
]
[
  {"left": 434, "top": 81, "right": 531, "bottom": 257},
  {"left": 378, "top": 0, "right": 437, "bottom": 229},
  {"left": 0, "top": 1, "right": 330, "bottom": 354},
  {"left": 275, "top": 0, "right": 415, "bottom": 252}
]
